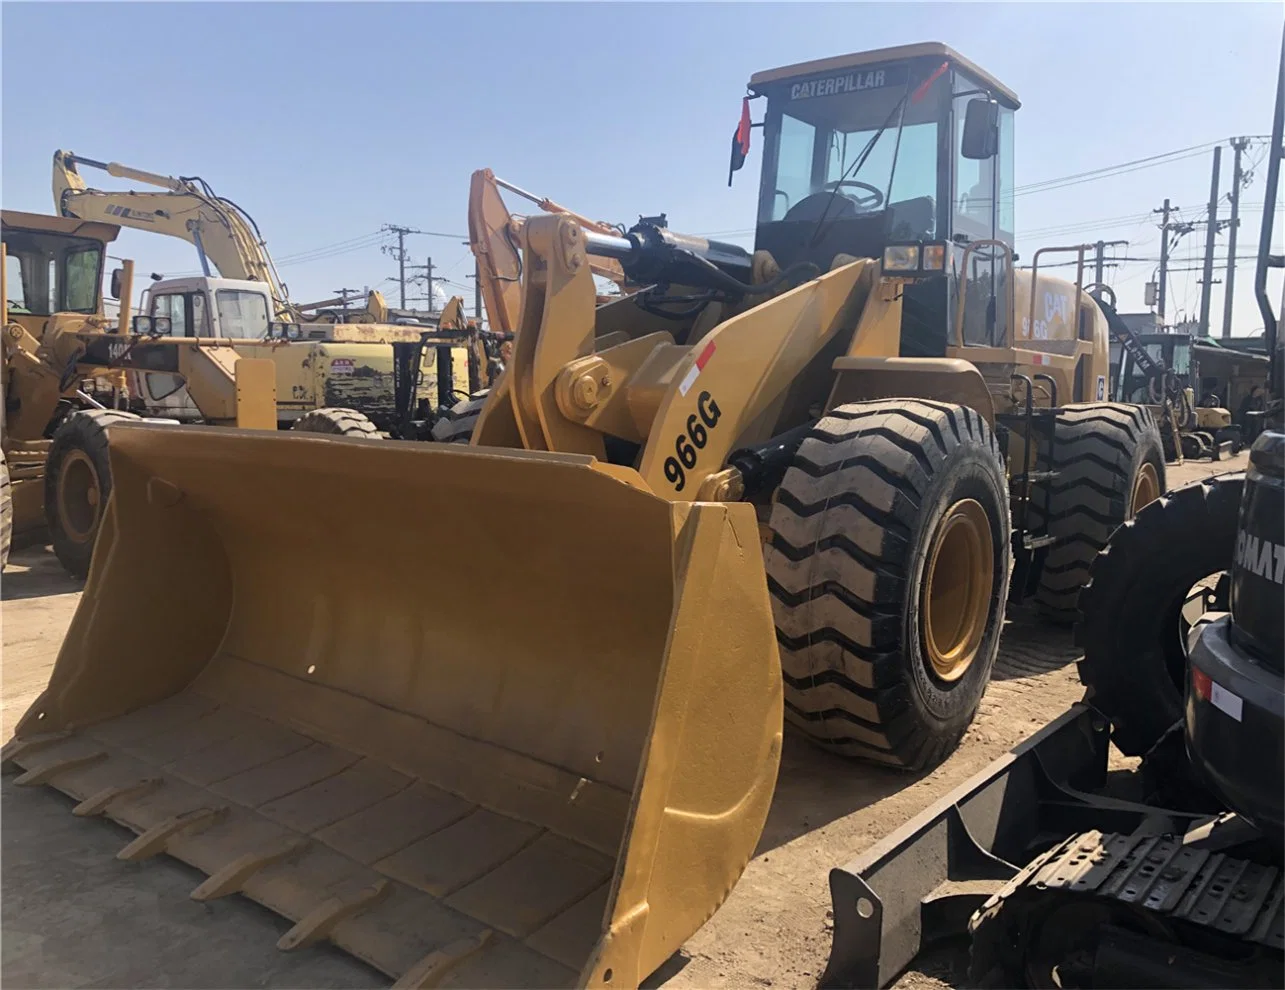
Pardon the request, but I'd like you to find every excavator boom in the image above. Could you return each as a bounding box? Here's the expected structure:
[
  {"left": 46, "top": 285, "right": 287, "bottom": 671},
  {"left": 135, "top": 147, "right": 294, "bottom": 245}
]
[{"left": 53, "top": 150, "right": 291, "bottom": 317}]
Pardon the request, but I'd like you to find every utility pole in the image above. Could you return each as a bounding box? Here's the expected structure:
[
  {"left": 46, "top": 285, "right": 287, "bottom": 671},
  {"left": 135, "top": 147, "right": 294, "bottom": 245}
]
[
  {"left": 1154, "top": 199, "right": 1171, "bottom": 321},
  {"left": 472, "top": 260, "right": 483, "bottom": 322},
  {"left": 1222, "top": 136, "right": 1250, "bottom": 338},
  {"left": 406, "top": 261, "right": 437, "bottom": 311},
  {"left": 381, "top": 225, "right": 426, "bottom": 310},
  {"left": 1197, "top": 146, "right": 1222, "bottom": 337}
]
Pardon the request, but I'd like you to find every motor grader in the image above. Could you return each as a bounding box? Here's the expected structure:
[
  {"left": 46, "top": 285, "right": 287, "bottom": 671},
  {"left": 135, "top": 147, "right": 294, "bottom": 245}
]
[{"left": 7, "top": 43, "right": 1163, "bottom": 989}]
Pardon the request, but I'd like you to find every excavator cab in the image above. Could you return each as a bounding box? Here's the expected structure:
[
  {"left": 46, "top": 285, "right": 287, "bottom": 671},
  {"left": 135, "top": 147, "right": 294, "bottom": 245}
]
[{"left": 736, "top": 42, "right": 1018, "bottom": 352}]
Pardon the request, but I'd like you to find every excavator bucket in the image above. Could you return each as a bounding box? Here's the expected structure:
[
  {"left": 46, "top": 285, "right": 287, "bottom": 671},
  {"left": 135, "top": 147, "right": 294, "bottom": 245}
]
[{"left": 4, "top": 424, "right": 782, "bottom": 989}]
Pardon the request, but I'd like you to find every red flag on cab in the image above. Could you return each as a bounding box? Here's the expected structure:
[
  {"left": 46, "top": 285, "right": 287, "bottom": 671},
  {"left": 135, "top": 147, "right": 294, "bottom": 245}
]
[{"left": 728, "top": 97, "right": 752, "bottom": 186}]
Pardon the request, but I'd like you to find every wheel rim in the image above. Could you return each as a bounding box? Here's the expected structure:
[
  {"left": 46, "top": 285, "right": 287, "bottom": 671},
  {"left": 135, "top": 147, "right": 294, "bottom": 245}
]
[
  {"left": 1130, "top": 462, "right": 1161, "bottom": 517},
  {"left": 922, "top": 498, "right": 994, "bottom": 682},
  {"left": 57, "top": 449, "right": 102, "bottom": 544}
]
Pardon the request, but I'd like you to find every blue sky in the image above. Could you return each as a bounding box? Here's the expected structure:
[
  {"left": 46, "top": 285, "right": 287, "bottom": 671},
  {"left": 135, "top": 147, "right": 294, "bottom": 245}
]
[{"left": 3, "top": 2, "right": 1281, "bottom": 333}]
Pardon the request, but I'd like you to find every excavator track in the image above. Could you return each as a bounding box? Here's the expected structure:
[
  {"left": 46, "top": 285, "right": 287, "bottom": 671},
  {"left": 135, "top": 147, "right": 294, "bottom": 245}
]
[{"left": 968, "top": 829, "right": 1284, "bottom": 988}]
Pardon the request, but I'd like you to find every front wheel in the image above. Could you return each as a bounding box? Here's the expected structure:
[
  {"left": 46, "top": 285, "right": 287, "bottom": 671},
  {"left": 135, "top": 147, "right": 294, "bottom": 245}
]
[
  {"left": 764, "top": 399, "right": 1011, "bottom": 771},
  {"left": 1, "top": 449, "right": 12, "bottom": 571},
  {"left": 290, "top": 408, "right": 380, "bottom": 438},
  {"left": 46, "top": 409, "right": 140, "bottom": 579}
]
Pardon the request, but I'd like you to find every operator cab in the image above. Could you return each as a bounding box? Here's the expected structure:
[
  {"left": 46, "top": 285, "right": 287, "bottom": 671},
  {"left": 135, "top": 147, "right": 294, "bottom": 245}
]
[
  {"left": 740, "top": 43, "right": 1018, "bottom": 352},
  {"left": 135, "top": 276, "right": 276, "bottom": 340}
]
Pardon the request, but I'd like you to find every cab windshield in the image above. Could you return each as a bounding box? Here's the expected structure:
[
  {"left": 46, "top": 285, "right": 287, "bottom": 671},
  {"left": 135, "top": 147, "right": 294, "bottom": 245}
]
[
  {"left": 760, "top": 64, "right": 941, "bottom": 240},
  {"left": 2, "top": 229, "right": 103, "bottom": 316},
  {"left": 215, "top": 289, "right": 270, "bottom": 338}
]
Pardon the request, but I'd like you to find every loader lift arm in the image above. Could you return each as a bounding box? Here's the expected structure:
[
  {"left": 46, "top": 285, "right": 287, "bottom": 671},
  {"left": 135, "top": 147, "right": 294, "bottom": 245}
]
[{"left": 53, "top": 150, "right": 294, "bottom": 319}]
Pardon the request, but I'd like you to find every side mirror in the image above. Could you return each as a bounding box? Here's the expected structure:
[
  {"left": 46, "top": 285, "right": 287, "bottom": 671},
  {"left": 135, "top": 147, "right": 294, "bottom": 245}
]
[
  {"left": 110, "top": 267, "right": 123, "bottom": 300},
  {"left": 961, "top": 98, "right": 999, "bottom": 160}
]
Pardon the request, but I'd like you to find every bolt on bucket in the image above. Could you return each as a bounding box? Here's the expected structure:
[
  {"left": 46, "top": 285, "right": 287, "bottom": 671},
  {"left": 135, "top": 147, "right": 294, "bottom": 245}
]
[{"left": 5, "top": 423, "right": 783, "bottom": 988}]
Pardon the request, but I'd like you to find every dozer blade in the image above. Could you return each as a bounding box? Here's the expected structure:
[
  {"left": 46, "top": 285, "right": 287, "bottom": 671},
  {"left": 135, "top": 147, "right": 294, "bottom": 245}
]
[{"left": 6, "top": 423, "right": 782, "bottom": 989}]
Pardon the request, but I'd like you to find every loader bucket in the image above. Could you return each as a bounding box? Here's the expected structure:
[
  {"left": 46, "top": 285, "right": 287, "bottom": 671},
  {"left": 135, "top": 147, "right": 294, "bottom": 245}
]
[{"left": 4, "top": 424, "right": 783, "bottom": 989}]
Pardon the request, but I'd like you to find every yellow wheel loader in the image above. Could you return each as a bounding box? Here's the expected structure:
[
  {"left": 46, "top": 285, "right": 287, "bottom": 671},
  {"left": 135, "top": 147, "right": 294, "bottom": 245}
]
[{"left": 9, "top": 43, "right": 1163, "bottom": 989}]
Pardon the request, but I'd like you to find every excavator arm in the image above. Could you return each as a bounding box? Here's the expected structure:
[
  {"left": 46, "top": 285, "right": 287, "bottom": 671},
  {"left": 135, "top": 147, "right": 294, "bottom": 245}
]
[
  {"left": 53, "top": 150, "right": 293, "bottom": 319},
  {"left": 467, "top": 169, "right": 633, "bottom": 334}
]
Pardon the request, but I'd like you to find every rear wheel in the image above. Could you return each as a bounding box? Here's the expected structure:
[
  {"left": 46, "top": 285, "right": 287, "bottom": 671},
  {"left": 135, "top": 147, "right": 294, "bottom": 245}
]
[
  {"left": 1031, "top": 403, "right": 1165, "bottom": 623},
  {"left": 764, "top": 399, "right": 1011, "bottom": 770},
  {"left": 431, "top": 389, "right": 489, "bottom": 443},
  {"left": 290, "top": 408, "right": 379, "bottom": 438},
  {"left": 46, "top": 409, "right": 140, "bottom": 579},
  {"left": 1075, "top": 473, "right": 1243, "bottom": 755}
]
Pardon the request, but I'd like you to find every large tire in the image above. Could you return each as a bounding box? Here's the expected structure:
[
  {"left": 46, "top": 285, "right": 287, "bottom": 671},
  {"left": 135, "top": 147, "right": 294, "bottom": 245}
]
[
  {"left": 1075, "top": 473, "right": 1243, "bottom": 756},
  {"left": 431, "top": 389, "right": 489, "bottom": 443},
  {"left": 290, "top": 407, "right": 379, "bottom": 438},
  {"left": 765, "top": 399, "right": 1011, "bottom": 770},
  {"left": 1, "top": 449, "right": 12, "bottom": 571},
  {"left": 1031, "top": 403, "right": 1165, "bottom": 623},
  {"left": 46, "top": 409, "right": 140, "bottom": 579}
]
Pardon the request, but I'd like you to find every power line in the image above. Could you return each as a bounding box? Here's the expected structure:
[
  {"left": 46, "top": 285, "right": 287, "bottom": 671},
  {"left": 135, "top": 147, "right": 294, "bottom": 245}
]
[
  {"left": 274, "top": 230, "right": 386, "bottom": 263},
  {"left": 1015, "top": 143, "right": 1219, "bottom": 196},
  {"left": 1013, "top": 136, "right": 1269, "bottom": 197}
]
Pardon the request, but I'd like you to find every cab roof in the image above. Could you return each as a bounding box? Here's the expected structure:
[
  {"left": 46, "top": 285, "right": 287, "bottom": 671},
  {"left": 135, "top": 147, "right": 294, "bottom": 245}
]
[
  {"left": 1, "top": 209, "right": 121, "bottom": 243},
  {"left": 749, "top": 42, "right": 1020, "bottom": 109}
]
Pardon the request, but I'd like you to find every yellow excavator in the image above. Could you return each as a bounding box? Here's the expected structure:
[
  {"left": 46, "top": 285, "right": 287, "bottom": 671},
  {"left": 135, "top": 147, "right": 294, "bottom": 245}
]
[
  {"left": 9, "top": 43, "right": 1164, "bottom": 988},
  {"left": 53, "top": 150, "right": 392, "bottom": 324}
]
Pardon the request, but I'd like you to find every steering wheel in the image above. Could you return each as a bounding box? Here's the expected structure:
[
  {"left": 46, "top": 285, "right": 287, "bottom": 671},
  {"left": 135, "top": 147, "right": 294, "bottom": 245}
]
[{"left": 822, "top": 180, "right": 885, "bottom": 212}]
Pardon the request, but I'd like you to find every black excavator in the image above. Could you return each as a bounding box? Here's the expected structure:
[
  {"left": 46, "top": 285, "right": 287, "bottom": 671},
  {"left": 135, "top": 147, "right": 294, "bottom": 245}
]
[{"left": 818, "top": 30, "right": 1285, "bottom": 989}]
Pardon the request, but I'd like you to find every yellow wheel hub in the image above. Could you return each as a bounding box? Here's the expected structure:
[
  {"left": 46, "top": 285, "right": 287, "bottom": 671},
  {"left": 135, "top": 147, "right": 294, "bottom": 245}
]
[
  {"left": 922, "top": 499, "right": 994, "bottom": 682},
  {"left": 57, "top": 449, "right": 102, "bottom": 544},
  {"left": 1130, "top": 462, "right": 1161, "bottom": 517}
]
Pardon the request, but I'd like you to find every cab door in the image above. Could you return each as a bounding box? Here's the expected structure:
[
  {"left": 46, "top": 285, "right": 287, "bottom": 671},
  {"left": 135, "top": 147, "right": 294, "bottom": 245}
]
[
  {"left": 131, "top": 291, "right": 209, "bottom": 420},
  {"left": 951, "top": 72, "right": 1014, "bottom": 348}
]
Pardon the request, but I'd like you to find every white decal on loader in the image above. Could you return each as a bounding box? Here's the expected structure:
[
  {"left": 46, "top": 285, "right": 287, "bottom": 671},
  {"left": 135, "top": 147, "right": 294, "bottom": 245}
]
[
  {"left": 790, "top": 70, "right": 888, "bottom": 100},
  {"left": 1235, "top": 529, "right": 1285, "bottom": 585},
  {"left": 1096, "top": 375, "right": 1106, "bottom": 401}
]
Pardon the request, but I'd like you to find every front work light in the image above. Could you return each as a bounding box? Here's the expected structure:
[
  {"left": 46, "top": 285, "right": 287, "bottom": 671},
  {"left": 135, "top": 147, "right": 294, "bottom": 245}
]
[{"left": 883, "top": 245, "right": 919, "bottom": 272}]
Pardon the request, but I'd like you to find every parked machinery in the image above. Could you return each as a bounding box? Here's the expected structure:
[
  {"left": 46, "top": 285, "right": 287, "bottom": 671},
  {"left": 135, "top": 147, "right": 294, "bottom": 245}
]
[
  {"left": 818, "top": 33, "right": 1284, "bottom": 988},
  {"left": 7, "top": 42, "right": 1169, "bottom": 988}
]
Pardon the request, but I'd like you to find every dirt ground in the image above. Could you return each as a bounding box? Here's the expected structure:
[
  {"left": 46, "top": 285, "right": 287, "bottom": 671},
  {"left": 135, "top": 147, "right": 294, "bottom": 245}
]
[{"left": 0, "top": 452, "right": 1245, "bottom": 989}]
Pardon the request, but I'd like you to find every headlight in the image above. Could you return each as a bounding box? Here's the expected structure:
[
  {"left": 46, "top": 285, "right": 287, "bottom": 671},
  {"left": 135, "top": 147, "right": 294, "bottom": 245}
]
[
  {"left": 286, "top": 323, "right": 301, "bottom": 340},
  {"left": 268, "top": 322, "right": 286, "bottom": 339},
  {"left": 882, "top": 244, "right": 919, "bottom": 272},
  {"left": 153, "top": 316, "right": 172, "bottom": 334},
  {"left": 922, "top": 243, "right": 946, "bottom": 271},
  {"left": 131, "top": 315, "right": 152, "bottom": 334}
]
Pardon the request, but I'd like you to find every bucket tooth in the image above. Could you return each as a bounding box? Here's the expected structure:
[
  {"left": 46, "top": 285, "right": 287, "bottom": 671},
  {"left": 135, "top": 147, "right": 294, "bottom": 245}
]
[
  {"left": 190, "top": 836, "right": 311, "bottom": 902},
  {"left": 14, "top": 750, "right": 107, "bottom": 786},
  {"left": 117, "top": 805, "right": 228, "bottom": 862},
  {"left": 72, "top": 777, "right": 164, "bottom": 817},
  {"left": 277, "top": 879, "right": 391, "bottom": 951},
  {"left": 1, "top": 731, "right": 73, "bottom": 771},
  {"left": 391, "top": 930, "right": 495, "bottom": 989}
]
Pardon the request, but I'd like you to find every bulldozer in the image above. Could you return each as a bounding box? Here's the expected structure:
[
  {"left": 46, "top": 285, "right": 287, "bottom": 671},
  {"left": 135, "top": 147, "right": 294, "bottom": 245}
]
[{"left": 7, "top": 42, "right": 1164, "bottom": 988}]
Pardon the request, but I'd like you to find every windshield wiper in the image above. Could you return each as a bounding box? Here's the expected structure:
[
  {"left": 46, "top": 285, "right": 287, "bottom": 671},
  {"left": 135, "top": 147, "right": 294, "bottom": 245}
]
[{"left": 807, "top": 62, "right": 948, "bottom": 249}]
